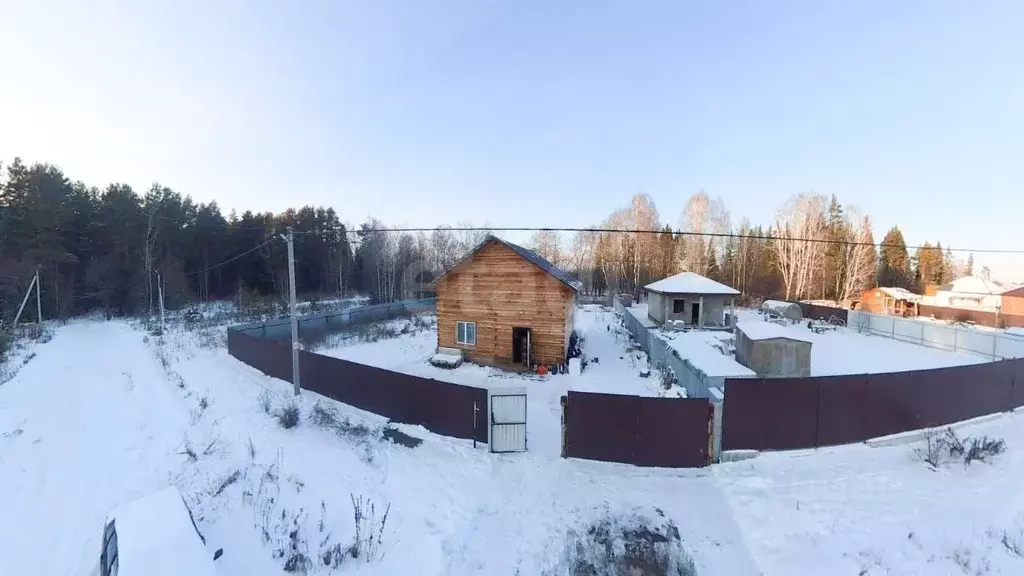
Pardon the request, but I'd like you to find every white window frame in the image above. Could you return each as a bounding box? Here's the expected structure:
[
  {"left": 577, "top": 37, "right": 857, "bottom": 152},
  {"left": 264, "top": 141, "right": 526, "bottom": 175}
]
[{"left": 456, "top": 321, "right": 477, "bottom": 345}]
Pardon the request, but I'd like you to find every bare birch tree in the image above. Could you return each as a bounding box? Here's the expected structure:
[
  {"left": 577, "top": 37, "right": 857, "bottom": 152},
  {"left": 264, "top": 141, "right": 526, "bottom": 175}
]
[
  {"left": 772, "top": 193, "right": 828, "bottom": 300},
  {"left": 677, "top": 191, "right": 730, "bottom": 275},
  {"left": 838, "top": 211, "right": 876, "bottom": 302},
  {"left": 528, "top": 229, "right": 563, "bottom": 266}
]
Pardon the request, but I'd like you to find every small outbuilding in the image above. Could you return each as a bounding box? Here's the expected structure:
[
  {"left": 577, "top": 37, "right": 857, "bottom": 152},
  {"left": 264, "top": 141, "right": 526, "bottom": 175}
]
[
  {"left": 433, "top": 235, "right": 580, "bottom": 368},
  {"left": 734, "top": 321, "right": 813, "bottom": 378},
  {"left": 857, "top": 287, "right": 921, "bottom": 316},
  {"left": 644, "top": 272, "right": 739, "bottom": 328}
]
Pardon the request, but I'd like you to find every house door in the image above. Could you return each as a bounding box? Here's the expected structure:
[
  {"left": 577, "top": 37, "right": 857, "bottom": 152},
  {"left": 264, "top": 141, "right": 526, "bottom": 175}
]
[
  {"left": 512, "top": 327, "right": 531, "bottom": 365},
  {"left": 690, "top": 302, "right": 701, "bottom": 325}
]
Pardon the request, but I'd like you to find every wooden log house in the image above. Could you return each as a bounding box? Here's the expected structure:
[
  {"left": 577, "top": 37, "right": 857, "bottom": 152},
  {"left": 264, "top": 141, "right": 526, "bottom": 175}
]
[{"left": 433, "top": 235, "right": 580, "bottom": 368}]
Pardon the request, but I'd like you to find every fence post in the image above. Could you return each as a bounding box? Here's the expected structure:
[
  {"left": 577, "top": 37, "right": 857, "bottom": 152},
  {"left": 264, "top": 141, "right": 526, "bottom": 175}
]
[
  {"left": 473, "top": 400, "right": 479, "bottom": 449},
  {"left": 955, "top": 328, "right": 959, "bottom": 354}
]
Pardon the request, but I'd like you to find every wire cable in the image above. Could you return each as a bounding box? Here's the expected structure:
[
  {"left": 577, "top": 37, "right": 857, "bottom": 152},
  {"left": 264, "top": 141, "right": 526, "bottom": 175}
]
[
  {"left": 184, "top": 239, "right": 276, "bottom": 277},
  {"left": 326, "top": 226, "right": 1024, "bottom": 255}
]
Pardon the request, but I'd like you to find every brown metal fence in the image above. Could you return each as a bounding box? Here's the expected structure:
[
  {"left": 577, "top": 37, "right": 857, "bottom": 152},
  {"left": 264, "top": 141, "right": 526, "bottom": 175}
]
[
  {"left": 722, "top": 358, "right": 1024, "bottom": 451},
  {"left": 228, "top": 328, "right": 488, "bottom": 443},
  {"left": 562, "top": 390, "right": 712, "bottom": 467},
  {"left": 918, "top": 304, "right": 1024, "bottom": 329},
  {"left": 797, "top": 302, "right": 848, "bottom": 324}
]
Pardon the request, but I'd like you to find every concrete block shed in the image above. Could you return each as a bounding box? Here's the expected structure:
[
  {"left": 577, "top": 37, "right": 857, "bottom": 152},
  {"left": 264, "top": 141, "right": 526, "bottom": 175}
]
[
  {"left": 644, "top": 272, "right": 740, "bottom": 328},
  {"left": 733, "top": 321, "right": 813, "bottom": 378}
]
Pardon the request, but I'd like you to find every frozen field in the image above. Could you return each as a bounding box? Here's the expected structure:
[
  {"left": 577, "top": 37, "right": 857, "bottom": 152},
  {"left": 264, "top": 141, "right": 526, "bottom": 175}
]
[
  {"left": 317, "top": 305, "right": 678, "bottom": 456},
  {"left": 1, "top": 314, "right": 1024, "bottom": 574}
]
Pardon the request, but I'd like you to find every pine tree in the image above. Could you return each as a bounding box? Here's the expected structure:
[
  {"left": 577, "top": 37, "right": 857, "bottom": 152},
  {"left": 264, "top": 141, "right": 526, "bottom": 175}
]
[
  {"left": 878, "top": 226, "right": 911, "bottom": 288},
  {"left": 966, "top": 253, "right": 975, "bottom": 276}
]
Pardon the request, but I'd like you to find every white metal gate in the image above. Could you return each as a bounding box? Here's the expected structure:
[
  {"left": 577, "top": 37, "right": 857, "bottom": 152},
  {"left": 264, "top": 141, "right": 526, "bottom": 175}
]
[{"left": 489, "top": 388, "right": 527, "bottom": 453}]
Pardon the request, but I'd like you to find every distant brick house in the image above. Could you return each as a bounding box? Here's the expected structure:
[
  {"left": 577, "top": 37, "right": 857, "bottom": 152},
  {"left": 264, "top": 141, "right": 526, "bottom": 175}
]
[{"left": 1002, "top": 287, "right": 1024, "bottom": 316}]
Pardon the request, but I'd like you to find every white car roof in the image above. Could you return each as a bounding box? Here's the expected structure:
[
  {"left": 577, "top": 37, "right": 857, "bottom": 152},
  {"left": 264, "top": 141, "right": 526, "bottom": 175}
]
[{"left": 106, "top": 486, "right": 217, "bottom": 576}]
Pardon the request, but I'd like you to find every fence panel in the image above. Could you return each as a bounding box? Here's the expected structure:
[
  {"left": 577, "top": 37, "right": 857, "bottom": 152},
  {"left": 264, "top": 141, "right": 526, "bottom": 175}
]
[
  {"left": 1015, "top": 358, "right": 1024, "bottom": 408},
  {"left": 920, "top": 322, "right": 957, "bottom": 353},
  {"left": 721, "top": 377, "right": 820, "bottom": 451},
  {"left": 892, "top": 316, "right": 925, "bottom": 345},
  {"left": 563, "top": 391, "right": 711, "bottom": 467},
  {"left": 996, "top": 335, "right": 1024, "bottom": 360},
  {"left": 797, "top": 303, "right": 848, "bottom": 323},
  {"left": 563, "top": 391, "right": 637, "bottom": 464},
  {"left": 814, "top": 374, "right": 873, "bottom": 446},
  {"left": 635, "top": 397, "right": 711, "bottom": 467},
  {"left": 228, "top": 329, "right": 293, "bottom": 382}
]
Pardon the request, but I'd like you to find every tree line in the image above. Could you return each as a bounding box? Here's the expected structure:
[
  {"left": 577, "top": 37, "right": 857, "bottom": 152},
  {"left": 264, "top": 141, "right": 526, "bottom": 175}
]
[
  {"left": 528, "top": 191, "right": 974, "bottom": 304},
  {"left": 0, "top": 157, "right": 974, "bottom": 322}
]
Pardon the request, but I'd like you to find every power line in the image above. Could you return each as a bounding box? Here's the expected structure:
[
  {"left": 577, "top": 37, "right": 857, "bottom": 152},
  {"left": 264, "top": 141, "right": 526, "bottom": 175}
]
[
  {"left": 330, "top": 226, "right": 1024, "bottom": 255},
  {"left": 184, "top": 239, "right": 276, "bottom": 277}
]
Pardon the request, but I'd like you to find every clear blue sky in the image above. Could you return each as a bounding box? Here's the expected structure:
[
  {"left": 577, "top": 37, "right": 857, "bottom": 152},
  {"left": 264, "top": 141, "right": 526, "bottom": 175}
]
[{"left": 2, "top": 1, "right": 1022, "bottom": 279}]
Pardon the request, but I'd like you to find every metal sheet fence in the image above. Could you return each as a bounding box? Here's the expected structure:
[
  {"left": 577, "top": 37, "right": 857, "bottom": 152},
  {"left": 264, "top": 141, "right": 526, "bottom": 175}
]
[
  {"left": 722, "top": 358, "right": 1024, "bottom": 451},
  {"left": 918, "top": 304, "right": 1024, "bottom": 329},
  {"left": 613, "top": 298, "right": 722, "bottom": 398},
  {"left": 562, "top": 390, "right": 712, "bottom": 467},
  {"left": 798, "top": 302, "right": 849, "bottom": 324},
  {"left": 232, "top": 298, "right": 437, "bottom": 341},
  {"left": 227, "top": 299, "right": 488, "bottom": 443},
  {"left": 849, "top": 310, "right": 1024, "bottom": 360}
]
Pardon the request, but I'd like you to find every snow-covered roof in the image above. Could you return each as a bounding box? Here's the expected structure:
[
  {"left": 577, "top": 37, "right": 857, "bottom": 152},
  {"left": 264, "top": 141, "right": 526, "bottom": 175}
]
[
  {"left": 938, "top": 276, "right": 1005, "bottom": 296},
  {"left": 644, "top": 272, "right": 740, "bottom": 296},
  {"left": 658, "top": 331, "right": 756, "bottom": 378},
  {"left": 877, "top": 287, "right": 922, "bottom": 302},
  {"left": 735, "top": 321, "right": 813, "bottom": 343},
  {"left": 107, "top": 486, "right": 217, "bottom": 576},
  {"left": 761, "top": 300, "right": 801, "bottom": 312}
]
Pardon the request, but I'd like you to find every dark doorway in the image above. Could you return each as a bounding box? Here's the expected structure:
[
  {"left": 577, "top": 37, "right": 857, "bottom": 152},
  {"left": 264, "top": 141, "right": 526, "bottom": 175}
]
[
  {"left": 512, "top": 327, "right": 531, "bottom": 365},
  {"left": 690, "top": 302, "right": 701, "bottom": 325}
]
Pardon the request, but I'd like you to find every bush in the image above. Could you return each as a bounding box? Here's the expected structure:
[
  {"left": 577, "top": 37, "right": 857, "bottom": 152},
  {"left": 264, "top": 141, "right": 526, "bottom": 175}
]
[
  {"left": 309, "top": 402, "right": 384, "bottom": 461},
  {"left": 964, "top": 435, "right": 1006, "bottom": 465},
  {"left": 915, "top": 428, "right": 1006, "bottom": 468},
  {"left": 0, "top": 330, "right": 11, "bottom": 364},
  {"left": 258, "top": 390, "right": 273, "bottom": 413},
  {"left": 548, "top": 509, "right": 697, "bottom": 576},
  {"left": 277, "top": 403, "right": 301, "bottom": 429},
  {"left": 349, "top": 494, "right": 390, "bottom": 562}
]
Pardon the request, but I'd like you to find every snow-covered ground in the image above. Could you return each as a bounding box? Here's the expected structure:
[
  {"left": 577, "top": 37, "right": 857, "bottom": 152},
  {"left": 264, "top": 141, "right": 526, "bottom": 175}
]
[
  {"left": 622, "top": 304, "right": 981, "bottom": 377},
  {"left": 716, "top": 415, "right": 1024, "bottom": 575},
  {"left": 0, "top": 317, "right": 758, "bottom": 576},
  {"left": 317, "top": 305, "right": 680, "bottom": 457},
  {"left": 732, "top": 310, "right": 984, "bottom": 375},
  {"left": 3, "top": 315, "right": 1024, "bottom": 574}
]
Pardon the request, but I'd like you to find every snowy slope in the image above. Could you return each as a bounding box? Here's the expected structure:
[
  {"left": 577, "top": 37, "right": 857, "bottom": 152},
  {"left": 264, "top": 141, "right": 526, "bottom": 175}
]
[
  {"left": 6, "top": 317, "right": 1024, "bottom": 575},
  {"left": 716, "top": 415, "right": 1024, "bottom": 575},
  {"left": 0, "top": 319, "right": 760, "bottom": 576}
]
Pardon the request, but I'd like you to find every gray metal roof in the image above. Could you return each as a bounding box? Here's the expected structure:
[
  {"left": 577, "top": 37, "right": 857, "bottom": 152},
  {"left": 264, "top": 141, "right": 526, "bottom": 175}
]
[{"left": 434, "top": 234, "right": 582, "bottom": 291}]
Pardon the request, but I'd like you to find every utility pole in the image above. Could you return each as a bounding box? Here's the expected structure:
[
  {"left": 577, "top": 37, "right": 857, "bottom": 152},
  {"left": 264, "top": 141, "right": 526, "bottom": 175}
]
[
  {"left": 13, "top": 271, "right": 39, "bottom": 327},
  {"left": 157, "top": 270, "right": 165, "bottom": 334},
  {"left": 34, "top": 268, "right": 41, "bottom": 324},
  {"left": 282, "top": 227, "right": 301, "bottom": 395}
]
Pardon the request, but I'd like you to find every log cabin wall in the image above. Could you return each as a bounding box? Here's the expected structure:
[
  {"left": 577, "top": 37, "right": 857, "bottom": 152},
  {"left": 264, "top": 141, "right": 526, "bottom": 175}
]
[{"left": 436, "top": 241, "right": 575, "bottom": 366}]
